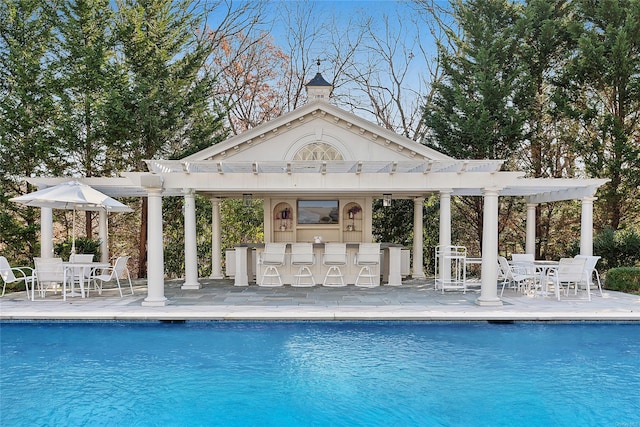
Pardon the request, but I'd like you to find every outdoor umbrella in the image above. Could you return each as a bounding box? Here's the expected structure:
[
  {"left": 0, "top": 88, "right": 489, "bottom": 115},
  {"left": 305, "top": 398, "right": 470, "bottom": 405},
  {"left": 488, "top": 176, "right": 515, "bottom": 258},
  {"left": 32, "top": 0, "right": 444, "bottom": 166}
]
[{"left": 10, "top": 180, "right": 133, "bottom": 254}]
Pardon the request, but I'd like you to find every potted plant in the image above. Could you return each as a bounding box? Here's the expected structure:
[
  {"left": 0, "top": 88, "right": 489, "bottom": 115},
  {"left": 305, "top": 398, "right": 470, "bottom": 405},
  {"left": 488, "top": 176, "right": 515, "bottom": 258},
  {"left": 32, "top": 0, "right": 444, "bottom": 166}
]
[
  {"left": 347, "top": 205, "right": 361, "bottom": 219},
  {"left": 347, "top": 205, "right": 361, "bottom": 231}
]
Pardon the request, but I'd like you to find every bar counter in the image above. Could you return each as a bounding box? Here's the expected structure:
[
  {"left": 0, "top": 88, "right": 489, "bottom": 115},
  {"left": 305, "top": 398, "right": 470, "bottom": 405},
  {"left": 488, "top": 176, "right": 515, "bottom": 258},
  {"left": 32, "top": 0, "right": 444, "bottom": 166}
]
[{"left": 230, "top": 243, "right": 407, "bottom": 286}]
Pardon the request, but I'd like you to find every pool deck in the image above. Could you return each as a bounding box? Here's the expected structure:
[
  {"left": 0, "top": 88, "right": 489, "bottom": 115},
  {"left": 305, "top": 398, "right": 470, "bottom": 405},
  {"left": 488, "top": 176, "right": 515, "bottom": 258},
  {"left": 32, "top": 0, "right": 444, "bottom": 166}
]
[{"left": 1, "top": 278, "right": 639, "bottom": 321}]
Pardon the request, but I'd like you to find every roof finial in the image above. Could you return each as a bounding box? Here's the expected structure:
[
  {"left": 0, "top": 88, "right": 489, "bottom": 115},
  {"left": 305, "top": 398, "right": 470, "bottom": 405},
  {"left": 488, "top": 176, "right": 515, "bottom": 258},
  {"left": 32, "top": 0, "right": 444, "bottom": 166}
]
[{"left": 315, "top": 58, "right": 321, "bottom": 72}]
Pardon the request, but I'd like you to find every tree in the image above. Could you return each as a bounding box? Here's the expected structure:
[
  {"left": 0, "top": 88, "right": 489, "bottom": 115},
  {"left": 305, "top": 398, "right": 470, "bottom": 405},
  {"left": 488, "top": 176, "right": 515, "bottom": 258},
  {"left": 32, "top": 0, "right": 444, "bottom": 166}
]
[
  {"left": 422, "top": 0, "right": 525, "bottom": 251},
  {"left": 336, "top": 8, "right": 440, "bottom": 140},
  {"left": 556, "top": 0, "right": 640, "bottom": 231},
  {"left": 212, "top": 31, "right": 289, "bottom": 134},
  {"left": 511, "top": 0, "right": 576, "bottom": 258},
  {"left": 0, "top": 0, "right": 63, "bottom": 264},
  {"left": 113, "top": 0, "right": 226, "bottom": 276},
  {"left": 55, "top": 0, "right": 115, "bottom": 237}
]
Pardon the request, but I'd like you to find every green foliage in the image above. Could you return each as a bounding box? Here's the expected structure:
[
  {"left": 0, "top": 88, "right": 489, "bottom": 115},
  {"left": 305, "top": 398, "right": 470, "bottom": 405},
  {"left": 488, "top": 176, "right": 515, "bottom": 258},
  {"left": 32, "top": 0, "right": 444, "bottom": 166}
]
[
  {"left": 555, "top": 0, "right": 640, "bottom": 230},
  {"left": 372, "top": 196, "right": 440, "bottom": 275},
  {"left": 423, "top": 0, "right": 525, "bottom": 160},
  {"left": 162, "top": 195, "right": 214, "bottom": 278},
  {"left": 221, "top": 199, "right": 264, "bottom": 248},
  {"left": 604, "top": 267, "right": 640, "bottom": 294},
  {"left": 111, "top": 0, "right": 226, "bottom": 166},
  {"left": 162, "top": 197, "right": 264, "bottom": 278},
  {"left": 1, "top": 0, "right": 227, "bottom": 278},
  {"left": 0, "top": 0, "right": 66, "bottom": 264},
  {"left": 568, "top": 228, "right": 640, "bottom": 271},
  {"left": 54, "top": 237, "right": 102, "bottom": 261},
  {"left": 55, "top": 0, "right": 115, "bottom": 180},
  {"left": 595, "top": 228, "right": 640, "bottom": 270}
]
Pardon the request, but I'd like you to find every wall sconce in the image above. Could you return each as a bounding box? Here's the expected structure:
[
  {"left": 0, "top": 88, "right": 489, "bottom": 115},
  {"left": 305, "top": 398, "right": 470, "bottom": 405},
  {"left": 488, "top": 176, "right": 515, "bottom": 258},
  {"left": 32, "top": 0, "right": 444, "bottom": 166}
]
[
  {"left": 242, "top": 193, "right": 252, "bottom": 207},
  {"left": 383, "top": 194, "right": 392, "bottom": 207}
]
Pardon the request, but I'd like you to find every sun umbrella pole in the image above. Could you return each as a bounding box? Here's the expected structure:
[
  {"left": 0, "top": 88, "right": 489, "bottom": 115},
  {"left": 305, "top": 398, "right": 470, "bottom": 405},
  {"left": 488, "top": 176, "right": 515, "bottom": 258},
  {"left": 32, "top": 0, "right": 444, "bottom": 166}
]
[{"left": 71, "top": 208, "right": 76, "bottom": 255}]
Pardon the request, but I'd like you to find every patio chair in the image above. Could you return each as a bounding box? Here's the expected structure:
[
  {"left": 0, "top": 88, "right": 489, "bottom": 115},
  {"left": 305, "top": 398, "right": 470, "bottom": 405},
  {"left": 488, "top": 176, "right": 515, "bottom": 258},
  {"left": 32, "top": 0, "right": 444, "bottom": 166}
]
[
  {"left": 498, "top": 256, "right": 538, "bottom": 297},
  {"left": 322, "top": 243, "right": 347, "bottom": 287},
  {"left": 574, "top": 255, "right": 603, "bottom": 300},
  {"left": 547, "top": 257, "right": 588, "bottom": 301},
  {"left": 33, "top": 257, "right": 67, "bottom": 300},
  {"left": 90, "top": 256, "right": 134, "bottom": 297},
  {"left": 68, "top": 253, "right": 94, "bottom": 287},
  {"left": 0, "top": 256, "right": 35, "bottom": 299},
  {"left": 354, "top": 243, "right": 380, "bottom": 287},
  {"left": 511, "top": 253, "right": 537, "bottom": 275},
  {"left": 258, "top": 243, "right": 286, "bottom": 287},
  {"left": 290, "top": 243, "right": 315, "bottom": 287}
]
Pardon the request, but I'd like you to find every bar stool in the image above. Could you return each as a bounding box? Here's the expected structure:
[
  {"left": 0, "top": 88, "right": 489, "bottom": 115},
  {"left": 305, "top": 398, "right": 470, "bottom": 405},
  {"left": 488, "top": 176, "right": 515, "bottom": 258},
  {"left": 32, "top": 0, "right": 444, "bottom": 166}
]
[
  {"left": 322, "top": 243, "right": 347, "bottom": 287},
  {"left": 290, "top": 243, "right": 315, "bottom": 287},
  {"left": 355, "top": 243, "right": 380, "bottom": 287},
  {"left": 258, "top": 243, "right": 287, "bottom": 287}
]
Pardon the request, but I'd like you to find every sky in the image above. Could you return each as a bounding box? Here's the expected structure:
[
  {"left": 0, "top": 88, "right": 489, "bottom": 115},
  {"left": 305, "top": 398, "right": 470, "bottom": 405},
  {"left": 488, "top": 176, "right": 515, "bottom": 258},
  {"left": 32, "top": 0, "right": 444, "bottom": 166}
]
[{"left": 203, "top": 0, "right": 446, "bottom": 132}]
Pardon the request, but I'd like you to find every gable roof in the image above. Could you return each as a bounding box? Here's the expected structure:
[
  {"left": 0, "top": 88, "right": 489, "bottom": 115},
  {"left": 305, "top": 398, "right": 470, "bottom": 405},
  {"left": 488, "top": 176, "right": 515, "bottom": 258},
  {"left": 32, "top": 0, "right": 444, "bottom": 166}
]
[{"left": 183, "top": 100, "right": 453, "bottom": 162}]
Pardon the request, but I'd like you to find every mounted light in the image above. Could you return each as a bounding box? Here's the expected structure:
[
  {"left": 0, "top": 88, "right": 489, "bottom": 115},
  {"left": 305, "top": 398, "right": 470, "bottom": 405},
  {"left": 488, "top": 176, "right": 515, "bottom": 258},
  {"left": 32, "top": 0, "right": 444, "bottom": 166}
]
[
  {"left": 243, "top": 193, "right": 252, "bottom": 207},
  {"left": 383, "top": 194, "right": 392, "bottom": 207}
]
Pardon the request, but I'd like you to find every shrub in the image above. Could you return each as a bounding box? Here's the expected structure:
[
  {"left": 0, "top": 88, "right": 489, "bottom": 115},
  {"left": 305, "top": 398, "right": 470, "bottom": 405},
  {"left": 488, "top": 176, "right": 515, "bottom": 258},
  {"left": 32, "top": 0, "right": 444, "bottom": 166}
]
[
  {"left": 54, "top": 237, "right": 101, "bottom": 261},
  {"left": 605, "top": 267, "right": 640, "bottom": 293},
  {"left": 570, "top": 228, "right": 640, "bottom": 271}
]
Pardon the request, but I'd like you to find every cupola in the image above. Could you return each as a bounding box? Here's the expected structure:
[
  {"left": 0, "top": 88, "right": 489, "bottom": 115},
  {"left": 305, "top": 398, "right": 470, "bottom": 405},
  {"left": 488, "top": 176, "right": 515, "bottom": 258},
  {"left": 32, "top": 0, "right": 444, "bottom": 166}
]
[{"left": 305, "top": 71, "right": 333, "bottom": 102}]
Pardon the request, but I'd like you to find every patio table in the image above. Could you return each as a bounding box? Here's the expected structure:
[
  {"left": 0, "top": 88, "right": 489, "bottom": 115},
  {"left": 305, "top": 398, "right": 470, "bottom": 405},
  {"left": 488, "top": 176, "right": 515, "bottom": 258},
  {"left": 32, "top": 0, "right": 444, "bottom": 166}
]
[
  {"left": 533, "top": 260, "right": 559, "bottom": 297},
  {"left": 63, "top": 262, "right": 110, "bottom": 299}
]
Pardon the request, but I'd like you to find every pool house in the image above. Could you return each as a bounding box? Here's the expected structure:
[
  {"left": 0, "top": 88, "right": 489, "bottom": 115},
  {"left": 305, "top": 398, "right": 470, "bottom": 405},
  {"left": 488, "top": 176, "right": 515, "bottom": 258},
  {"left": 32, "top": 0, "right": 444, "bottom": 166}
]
[{"left": 24, "top": 73, "right": 608, "bottom": 307}]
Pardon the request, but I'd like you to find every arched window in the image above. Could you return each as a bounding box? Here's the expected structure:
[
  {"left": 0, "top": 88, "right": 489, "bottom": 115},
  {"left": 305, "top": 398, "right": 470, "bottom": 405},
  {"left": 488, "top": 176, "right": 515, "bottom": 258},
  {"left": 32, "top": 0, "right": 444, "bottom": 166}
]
[{"left": 293, "top": 142, "right": 343, "bottom": 160}]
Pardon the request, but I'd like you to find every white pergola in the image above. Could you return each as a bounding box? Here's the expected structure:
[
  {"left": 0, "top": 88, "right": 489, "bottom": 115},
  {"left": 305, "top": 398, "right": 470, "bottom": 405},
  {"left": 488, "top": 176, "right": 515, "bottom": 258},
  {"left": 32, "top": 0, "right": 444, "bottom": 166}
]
[
  {"left": 26, "top": 160, "right": 607, "bottom": 308},
  {"left": 23, "top": 77, "right": 609, "bottom": 307}
]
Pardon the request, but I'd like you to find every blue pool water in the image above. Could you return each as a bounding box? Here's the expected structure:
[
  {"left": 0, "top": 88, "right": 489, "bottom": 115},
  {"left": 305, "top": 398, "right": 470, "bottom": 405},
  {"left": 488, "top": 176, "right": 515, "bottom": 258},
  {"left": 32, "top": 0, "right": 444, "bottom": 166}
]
[{"left": 1, "top": 321, "right": 639, "bottom": 426}]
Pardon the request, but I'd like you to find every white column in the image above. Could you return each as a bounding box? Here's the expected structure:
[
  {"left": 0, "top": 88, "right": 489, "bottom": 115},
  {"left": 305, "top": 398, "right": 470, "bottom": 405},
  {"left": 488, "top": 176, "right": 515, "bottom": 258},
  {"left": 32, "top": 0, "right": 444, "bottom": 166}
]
[
  {"left": 476, "top": 188, "right": 502, "bottom": 306},
  {"left": 182, "top": 189, "right": 201, "bottom": 290},
  {"left": 438, "top": 190, "right": 453, "bottom": 286},
  {"left": 439, "top": 191, "right": 452, "bottom": 248},
  {"left": 386, "top": 246, "right": 402, "bottom": 286},
  {"left": 40, "top": 207, "right": 54, "bottom": 258},
  {"left": 142, "top": 187, "right": 167, "bottom": 306},
  {"left": 210, "top": 197, "right": 224, "bottom": 279},
  {"left": 525, "top": 203, "right": 537, "bottom": 255},
  {"left": 234, "top": 246, "right": 249, "bottom": 286},
  {"left": 99, "top": 210, "right": 108, "bottom": 263},
  {"left": 580, "top": 196, "right": 596, "bottom": 256},
  {"left": 412, "top": 197, "right": 426, "bottom": 279}
]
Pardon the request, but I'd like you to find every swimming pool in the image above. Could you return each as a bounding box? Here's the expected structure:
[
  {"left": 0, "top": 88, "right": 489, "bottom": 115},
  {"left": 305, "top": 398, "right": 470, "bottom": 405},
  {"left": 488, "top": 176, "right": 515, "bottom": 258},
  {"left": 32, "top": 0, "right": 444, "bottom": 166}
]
[{"left": 1, "top": 321, "right": 639, "bottom": 426}]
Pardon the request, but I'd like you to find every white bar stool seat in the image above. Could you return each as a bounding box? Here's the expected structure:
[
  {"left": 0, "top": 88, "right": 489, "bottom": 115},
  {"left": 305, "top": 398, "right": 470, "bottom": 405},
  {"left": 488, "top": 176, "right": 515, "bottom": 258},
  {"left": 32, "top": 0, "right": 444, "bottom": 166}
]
[
  {"left": 258, "top": 243, "right": 287, "bottom": 287},
  {"left": 290, "top": 243, "right": 315, "bottom": 287},
  {"left": 322, "top": 243, "right": 347, "bottom": 287},
  {"left": 355, "top": 243, "right": 380, "bottom": 287}
]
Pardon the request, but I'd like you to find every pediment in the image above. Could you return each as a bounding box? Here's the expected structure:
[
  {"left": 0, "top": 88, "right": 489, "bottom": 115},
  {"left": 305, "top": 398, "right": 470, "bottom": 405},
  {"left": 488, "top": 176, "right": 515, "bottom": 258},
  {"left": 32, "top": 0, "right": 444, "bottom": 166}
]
[{"left": 183, "top": 101, "right": 452, "bottom": 163}]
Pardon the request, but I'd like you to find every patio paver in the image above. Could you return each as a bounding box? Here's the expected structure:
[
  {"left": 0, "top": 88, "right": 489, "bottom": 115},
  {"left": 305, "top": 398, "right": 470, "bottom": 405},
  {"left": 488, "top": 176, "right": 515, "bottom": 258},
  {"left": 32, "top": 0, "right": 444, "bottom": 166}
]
[{"left": 1, "top": 278, "right": 639, "bottom": 321}]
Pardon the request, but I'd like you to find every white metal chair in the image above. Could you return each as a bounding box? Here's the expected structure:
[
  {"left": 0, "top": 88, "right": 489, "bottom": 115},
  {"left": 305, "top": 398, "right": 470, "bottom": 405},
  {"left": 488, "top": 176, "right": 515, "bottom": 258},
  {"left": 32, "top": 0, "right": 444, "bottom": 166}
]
[
  {"left": 355, "top": 243, "right": 380, "bottom": 287},
  {"left": 90, "top": 256, "right": 134, "bottom": 297},
  {"left": 498, "top": 256, "right": 538, "bottom": 296},
  {"left": 258, "top": 243, "right": 287, "bottom": 287},
  {"left": 68, "top": 253, "right": 94, "bottom": 289},
  {"left": 0, "top": 256, "right": 35, "bottom": 299},
  {"left": 322, "top": 243, "right": 347, "bottom": 287},
  {"left": 33, "top": 257, "right": 67, "bottom": 300},
  {"left": 511, "top": 253, "right": 536, "bottom": 275},
  {"left": 290, "top": 243, "right": 315, "bottom": 287},
  {"left": 547, "top": 257, "right": 588, "bottom": 301},
  {"left": 574, "top": 255, "right": 603, "bottom": 300}
]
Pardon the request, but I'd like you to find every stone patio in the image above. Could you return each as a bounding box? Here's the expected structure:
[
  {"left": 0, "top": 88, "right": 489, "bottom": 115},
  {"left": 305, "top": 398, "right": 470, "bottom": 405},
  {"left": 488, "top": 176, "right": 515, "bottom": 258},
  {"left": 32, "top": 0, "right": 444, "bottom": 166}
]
[{"left": 1, "top": 278, "right": 639, "bottom": 321}]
